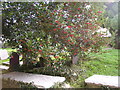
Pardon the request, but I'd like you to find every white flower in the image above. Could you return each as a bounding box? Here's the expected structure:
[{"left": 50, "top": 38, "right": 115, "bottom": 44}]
[{"left": 85, "top": 5, "right": 91, "bottom": 9}]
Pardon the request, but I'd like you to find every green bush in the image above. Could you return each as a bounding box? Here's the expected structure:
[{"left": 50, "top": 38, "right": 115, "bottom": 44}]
[
  {"left": 108, "top": 31, "right": 120, "bottom": 49},
  {"left": 2, "top": 2, "right": 106, "bottom": 66}
]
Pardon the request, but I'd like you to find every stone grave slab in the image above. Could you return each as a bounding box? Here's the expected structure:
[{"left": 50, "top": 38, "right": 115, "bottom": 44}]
[
  {"left": 2, "top": 72, "right": 65, "bottom": 88},
  {"left": 0, "top": 49, "right": 9, "bottom": 60},
  {"left": 85, "top": 75, "right": 120, "bottom": 88}
]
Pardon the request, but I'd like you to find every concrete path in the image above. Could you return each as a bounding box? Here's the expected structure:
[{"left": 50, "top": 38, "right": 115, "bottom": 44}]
[
  {"left": 0, "top": 65, "right": 9, "bottom": 70},
  {"left": 0, "top": 49, "right": 9, "bottom": 60},
  {"left": 85, "top": 75, "right": 120, "bottom": 88},
  {"left": 2, "top": 72, "right": 65, "bottom": 88}
]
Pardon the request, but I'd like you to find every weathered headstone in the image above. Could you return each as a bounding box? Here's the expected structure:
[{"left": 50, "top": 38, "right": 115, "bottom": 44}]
[
  {"left": 9, "top": 52, "right": 20, "bottom": 71},
  {"left": 72, "top": 55, "right": 79, "bottom": 64},
  {"left": 0, "top": 49, "right": 9, "bottom": 60},
  {"left": 36, "top": 57, "right": 46, "bottom": 67}
]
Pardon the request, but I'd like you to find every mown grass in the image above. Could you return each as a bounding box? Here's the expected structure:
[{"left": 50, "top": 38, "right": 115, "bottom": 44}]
[
  {"left": 0, "top": 59, "right": 9, "bottom": 64},
  {"left": 1, "top": 48, "right": 118, "bottom": 76},
  {"left": 0, "top": 47, "right": 119, "bottom": 88},
  {"left": 85, "top": 49, "right": 118, "bottom": 76},
  {"left": 70, "top": 48, "right": 119, "bottom": 88}
]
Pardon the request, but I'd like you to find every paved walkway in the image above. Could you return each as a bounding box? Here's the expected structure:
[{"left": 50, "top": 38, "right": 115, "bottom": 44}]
[
  {"left": 1, "top": 72, "right": 65, "bottom": 88},
  {"left": 0, "top": 49, "right": 9, "bottom": 60},
  {"left": 0, "top": 65, "right": 9, "bottom": 71}
]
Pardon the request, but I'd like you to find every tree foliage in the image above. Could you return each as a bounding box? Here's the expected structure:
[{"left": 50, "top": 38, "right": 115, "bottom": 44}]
[
  {"left": 2, "top": 2, "right": 106, "bottom": 67},
  {"left": 104, "top": 2, "right": 118, "bottom": 31},
  {"left": 104, "top": 2, "right": 120, "bottom": 49}
]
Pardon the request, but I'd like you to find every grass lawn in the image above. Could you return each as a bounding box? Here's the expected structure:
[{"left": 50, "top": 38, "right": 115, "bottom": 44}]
[
  {"left": 0, "top": 47, "right": 119, "bottom": 88},
  {"left": 0, "top": 59, "right": 9, "bottom": 64},
  {"left": 70, "top": 48, "right": 119, "bottom": 88},
  {"left": 1, "top": 48, "right": 118, "bottom": 76},
  {"left": 1, "top": 48, "right": 16, "bottom": 53},
  {"left": 85, "top": 48, "right": 118, "bottom": 76}
]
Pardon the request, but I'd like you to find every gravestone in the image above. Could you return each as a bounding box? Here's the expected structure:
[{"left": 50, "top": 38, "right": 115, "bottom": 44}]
[
  {"left": 0, "top": 49, "right": 9, "bottom": 60},
  {"left": 72, "top": 55, "right": 79, "bottom": 64},
  {"left": 36, "top": 57, "right": 46, "bottom": 67},
  {"left": 9, "top": 52, "right": 20, "bottom": 71}
]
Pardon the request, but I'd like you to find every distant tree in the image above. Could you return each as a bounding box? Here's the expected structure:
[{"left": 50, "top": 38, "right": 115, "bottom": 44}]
[
  {"left": 104, "top": 2, "right": 120, "bottom": 49},
  {"left": 104, "top": 2, "right": 118, "bottom": 31}
]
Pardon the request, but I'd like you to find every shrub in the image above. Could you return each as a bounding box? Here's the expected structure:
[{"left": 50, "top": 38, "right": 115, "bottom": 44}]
[{"left": 2, "top": 2, "right": 106, "bottom": 67}]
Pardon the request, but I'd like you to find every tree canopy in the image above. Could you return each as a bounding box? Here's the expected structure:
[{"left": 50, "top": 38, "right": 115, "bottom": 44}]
[{"left": 2, "top": 2, "right": 106, "bottom": 66}]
